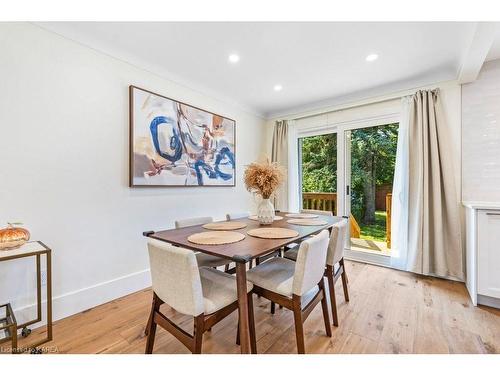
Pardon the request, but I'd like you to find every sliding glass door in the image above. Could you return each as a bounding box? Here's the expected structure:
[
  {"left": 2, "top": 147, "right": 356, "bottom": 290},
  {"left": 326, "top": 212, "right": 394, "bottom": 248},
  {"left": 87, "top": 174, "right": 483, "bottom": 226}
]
[
  {"left": 296, "top": 119, "right": 399, "bottom": 265},
  {"left": 298, "top": 132, "right": 338, "bottom": 215},
  {"left": 345, "top": 123, "right": 399, "bottom": 258}
]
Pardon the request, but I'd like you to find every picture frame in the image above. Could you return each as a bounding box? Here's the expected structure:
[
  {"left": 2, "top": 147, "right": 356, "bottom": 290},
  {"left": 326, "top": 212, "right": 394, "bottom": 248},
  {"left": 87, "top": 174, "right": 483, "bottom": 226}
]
[{"left": 129, "top": 86, "right": 236, "bottom": 187}]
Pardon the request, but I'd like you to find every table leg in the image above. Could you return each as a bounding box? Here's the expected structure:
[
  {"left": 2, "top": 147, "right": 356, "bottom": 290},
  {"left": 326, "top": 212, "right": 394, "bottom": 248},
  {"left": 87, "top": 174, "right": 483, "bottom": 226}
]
[{"left": 235, "top": 262, "right": 251, "bottom": 354}]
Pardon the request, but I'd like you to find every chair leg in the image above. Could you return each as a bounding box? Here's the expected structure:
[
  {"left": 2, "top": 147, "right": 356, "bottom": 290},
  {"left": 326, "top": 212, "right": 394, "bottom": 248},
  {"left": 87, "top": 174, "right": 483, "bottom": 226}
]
[
  {"left": 319, "top": 279, "right": 332, "bottom": 337},
  {"left": 236, "top": 320, "right": 240, "bottom": 346},
  {"left": 292, "top": 296, "right": 305, "bottom": 354},
  {"left": 145, "top": 294, "right": 160, "bottom": 354},
  {"left": 193, "top": 314, "right": 204, "bottom": 354},
  {"left": 326, "top": 267, "right": 339, "bottom": 327},
  {"left": 340, "top": 259, "right": 350, "bottom": 302},
  {"left": 247, "top": 293, "right": 257, "bottom": 354},
  {"left": 144, "top": 303, "right": 153, "bottom": 336},
  {"left": 270, "top": 302, "right": 275, "bottom": 314}
]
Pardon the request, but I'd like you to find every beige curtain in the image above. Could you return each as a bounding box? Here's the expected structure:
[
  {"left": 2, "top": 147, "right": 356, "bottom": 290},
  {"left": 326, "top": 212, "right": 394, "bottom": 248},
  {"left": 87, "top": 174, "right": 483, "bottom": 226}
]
[
  {"left": 407, "top": 89, "right": 463, "bottom": 279},
  {"left": 271, "top": 120, "right": 288, "bottom": 210}
]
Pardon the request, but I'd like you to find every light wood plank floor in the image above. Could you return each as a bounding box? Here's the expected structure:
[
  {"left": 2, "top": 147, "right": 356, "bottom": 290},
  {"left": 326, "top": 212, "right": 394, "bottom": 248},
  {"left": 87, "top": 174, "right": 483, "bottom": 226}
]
[{"left": 12, "top": 261, "right": 500, "bottom": 354}]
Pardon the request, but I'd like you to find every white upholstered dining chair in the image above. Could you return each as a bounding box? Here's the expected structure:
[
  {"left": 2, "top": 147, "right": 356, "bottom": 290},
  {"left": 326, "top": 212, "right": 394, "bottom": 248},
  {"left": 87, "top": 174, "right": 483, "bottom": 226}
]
[
  {"left": 283, "top": 209, "right": 334, "bottom": 262},
  {"left": 145, "top": 238, "right": 255, "bottom": 354},
  {"left": 174, "top": 216, "right": 214, "bottom": 228},
  {"left": 225, "top": 212, "right": 250, "bottom": 220},
  {"left": 323, "top": 218, "right": 349, "bottom": 326},
  {"left": 301, "top": 209, "right": 335, "bottom": 216},
  {"left": 284, "top": 217, "right": 349, "bottom": 327},
  {"left": 246, "top": 230, "right": 332, "bottom": 354},
  {"left": 175, "top": 216, "right": 233, "bottom": 269}
]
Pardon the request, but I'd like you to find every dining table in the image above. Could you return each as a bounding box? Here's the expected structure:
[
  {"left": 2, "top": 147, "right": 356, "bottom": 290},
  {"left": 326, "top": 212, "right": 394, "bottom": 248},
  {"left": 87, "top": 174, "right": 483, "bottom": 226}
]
[{"left": 143, "top": 211, "right": 341, "bottom": 354}]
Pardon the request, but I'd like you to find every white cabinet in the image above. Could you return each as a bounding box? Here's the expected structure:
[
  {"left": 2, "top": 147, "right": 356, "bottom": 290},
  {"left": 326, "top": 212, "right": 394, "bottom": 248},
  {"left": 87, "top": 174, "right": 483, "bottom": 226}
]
[
  {"left": 477, "top": 210, "right": 500, "bottom": 299},
  {"left": 464, "top": 202, "right": 500, "bottom": 308}
]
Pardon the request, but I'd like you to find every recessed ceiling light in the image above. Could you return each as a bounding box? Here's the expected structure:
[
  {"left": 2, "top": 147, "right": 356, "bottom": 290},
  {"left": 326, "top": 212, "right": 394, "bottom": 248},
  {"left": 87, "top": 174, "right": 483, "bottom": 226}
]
[
  {"left": 228, "top": 54, "right": 240, "bottom": 63},
  {"left": 366, "top": 53, "right": 379, "bottom": 62},
  {"left": 273, "top": 84, "right": 283, "bottom": 92}
]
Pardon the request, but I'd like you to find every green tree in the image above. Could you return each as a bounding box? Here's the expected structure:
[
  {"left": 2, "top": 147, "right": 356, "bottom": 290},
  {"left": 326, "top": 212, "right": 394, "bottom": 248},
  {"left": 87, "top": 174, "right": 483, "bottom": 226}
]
[
  {"left": 350, "top": 124, "right": 398, "bottom": 224},
  {"left": 301, "top": 123, "right": 398, "bottom": 225},
  {"left": 301, "top": 133, "right": 337, "bottom": 192}
]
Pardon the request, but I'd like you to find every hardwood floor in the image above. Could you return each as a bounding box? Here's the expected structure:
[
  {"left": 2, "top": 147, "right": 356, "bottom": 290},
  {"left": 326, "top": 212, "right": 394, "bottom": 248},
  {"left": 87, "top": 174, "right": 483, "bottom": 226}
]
[{"left": 10, "top": 261, "right": 500, "bottom": 354}]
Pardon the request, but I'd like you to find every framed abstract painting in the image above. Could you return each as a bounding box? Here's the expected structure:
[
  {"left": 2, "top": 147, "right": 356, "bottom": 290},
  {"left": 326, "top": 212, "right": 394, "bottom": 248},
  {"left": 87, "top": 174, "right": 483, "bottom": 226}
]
[{"left": 129, "top": 86, "right": 236, "bottom": 187}]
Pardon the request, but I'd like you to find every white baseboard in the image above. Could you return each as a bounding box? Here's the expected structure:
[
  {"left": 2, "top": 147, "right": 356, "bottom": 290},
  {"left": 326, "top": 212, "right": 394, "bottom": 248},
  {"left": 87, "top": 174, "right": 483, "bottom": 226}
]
[
  {"left": 478, "top": 294, "right": 500, "bottom": 309},
  {"left": 13, "top": 268, "right": 151, "bottom": 329}
]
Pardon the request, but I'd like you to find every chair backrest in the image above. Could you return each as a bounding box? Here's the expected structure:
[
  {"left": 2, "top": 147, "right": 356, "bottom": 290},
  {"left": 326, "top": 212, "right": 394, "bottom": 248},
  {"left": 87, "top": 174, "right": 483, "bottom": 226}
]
[
  {"left": 326, "top": 219, "right": 349, "bottom": 266},
  {"left": 301, "top": 209, "right": 334, "bottom": 217},
  {"left": 147, "top": 238, "right": 204, "bottom": 316},
  {"left": 175, "top": 216, "right": 213, "bottom": 229},
  {"left": 226, "top": 212, "right": 250, "bottom": 220},
  {"left": 292, "top": 230, "right": 330, "bottom": 296}
]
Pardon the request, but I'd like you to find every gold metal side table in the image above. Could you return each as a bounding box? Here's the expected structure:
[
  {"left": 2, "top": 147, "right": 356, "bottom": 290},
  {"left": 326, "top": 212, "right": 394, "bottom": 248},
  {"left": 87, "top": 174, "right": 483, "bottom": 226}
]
[
  {"left": 0, "top": 241, "right": 52, "bottom": 353},
  {"left": 0, "top": 303, "right": 18, "bottom": 352}
]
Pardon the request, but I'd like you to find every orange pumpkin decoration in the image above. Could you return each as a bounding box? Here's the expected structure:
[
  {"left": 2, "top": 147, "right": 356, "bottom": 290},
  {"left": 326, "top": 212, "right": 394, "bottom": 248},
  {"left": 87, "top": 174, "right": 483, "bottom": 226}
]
[{"left": 0, "top": 223, "right": 31, "bottom": 250}]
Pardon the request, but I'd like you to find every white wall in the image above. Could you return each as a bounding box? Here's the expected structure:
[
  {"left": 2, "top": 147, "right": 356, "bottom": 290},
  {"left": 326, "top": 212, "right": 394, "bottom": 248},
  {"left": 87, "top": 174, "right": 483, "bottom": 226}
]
[
  {"left": 0, "top": 23, "right": 266, "bottom": 323},
  {"left": 462, "top": 59, "right": 500, "bottom": 203}
]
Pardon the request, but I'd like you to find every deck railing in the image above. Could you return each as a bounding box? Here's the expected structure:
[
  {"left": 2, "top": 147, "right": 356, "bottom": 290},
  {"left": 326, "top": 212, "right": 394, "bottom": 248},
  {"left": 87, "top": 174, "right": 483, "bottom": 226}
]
[
  {"left": 386, "top": 193, "right": 392, "bottom": 248},
  {"left": 302, "top": 192, "right": 338, "bottom": 214},
  {"left": 302, "top": 192, "right": 360, "bottom": 238},
  {"left": 302, "top": 191, "right": 392, "bottom": 247}
]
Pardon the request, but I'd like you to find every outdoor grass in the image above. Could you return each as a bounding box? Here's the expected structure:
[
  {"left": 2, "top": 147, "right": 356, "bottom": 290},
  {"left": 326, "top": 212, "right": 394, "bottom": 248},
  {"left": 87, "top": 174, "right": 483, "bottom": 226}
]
[{"left": 359, "top": 210, "right": 387, "bottom": 242}]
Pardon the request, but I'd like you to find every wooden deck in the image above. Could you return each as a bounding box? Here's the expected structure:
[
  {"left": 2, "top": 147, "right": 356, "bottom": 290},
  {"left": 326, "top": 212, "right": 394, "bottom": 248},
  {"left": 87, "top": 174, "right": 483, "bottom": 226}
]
[
  {"left": 6, "top": 260, "right": 500, "bottom": 354},
  {"left": 350, "top": 238, "right": 390, "bottom": 255}
]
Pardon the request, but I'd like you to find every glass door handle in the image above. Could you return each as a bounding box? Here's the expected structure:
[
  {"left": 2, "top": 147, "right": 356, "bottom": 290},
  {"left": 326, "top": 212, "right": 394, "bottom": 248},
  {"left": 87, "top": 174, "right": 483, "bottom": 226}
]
[{"left": 346, "top": 185, "right": 350, "bottom": 195}]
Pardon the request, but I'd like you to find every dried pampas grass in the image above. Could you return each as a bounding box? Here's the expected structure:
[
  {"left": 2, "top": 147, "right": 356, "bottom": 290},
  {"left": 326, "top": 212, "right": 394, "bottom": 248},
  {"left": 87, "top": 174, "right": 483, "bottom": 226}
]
[{"left": 244, "top": 160, "right": 285, "bottom": 199}]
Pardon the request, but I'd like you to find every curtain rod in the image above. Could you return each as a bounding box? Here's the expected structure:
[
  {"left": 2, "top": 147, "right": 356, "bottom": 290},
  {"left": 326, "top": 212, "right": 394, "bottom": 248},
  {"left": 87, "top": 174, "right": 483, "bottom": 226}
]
[
  {"left": 292, "top": 96, "right": 400, "bottom": 122},
  {"left": 280, "top": 81, "right": 452, "bottom": 122}
]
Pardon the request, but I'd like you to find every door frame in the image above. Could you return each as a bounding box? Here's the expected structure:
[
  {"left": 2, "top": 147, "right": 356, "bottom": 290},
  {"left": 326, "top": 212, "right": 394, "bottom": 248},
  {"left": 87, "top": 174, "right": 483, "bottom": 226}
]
[
  {"left": 290, "top": 113, "right": 400, "bottom": 267},
  {"left": 295, "top": 126, "right": 342, "bottom": 216}
]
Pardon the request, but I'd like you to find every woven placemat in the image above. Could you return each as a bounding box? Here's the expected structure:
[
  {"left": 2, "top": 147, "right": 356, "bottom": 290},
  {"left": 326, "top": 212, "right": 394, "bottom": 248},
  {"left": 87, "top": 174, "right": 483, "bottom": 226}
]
[
  {"left": 187, "top": 231, "right": 245, "bottom": 245},
  {"left": 247, "top": 227, "right": 299, "bottom": 239},
  {"left": 248, "top": 215, "right": 284, "bottom": 221},
  {"left": 287, "top": 219, "right": 328, "bottom": 226},
  {"left": 202, "top": 221, "right": 247, "bottom": 230},
  {"left": 285, "top": 213, "right": 319, "bottom": 219}
]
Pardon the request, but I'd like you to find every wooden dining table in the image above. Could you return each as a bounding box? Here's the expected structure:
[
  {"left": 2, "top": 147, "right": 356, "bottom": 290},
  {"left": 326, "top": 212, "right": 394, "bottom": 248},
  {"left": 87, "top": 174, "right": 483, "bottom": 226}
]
[{"left": 143, "top": 212, "right": 341, "bottom": 354}]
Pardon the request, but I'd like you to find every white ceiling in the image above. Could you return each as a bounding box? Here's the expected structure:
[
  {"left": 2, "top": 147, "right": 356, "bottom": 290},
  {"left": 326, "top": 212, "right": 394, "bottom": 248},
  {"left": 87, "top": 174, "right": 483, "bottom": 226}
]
[{"left": 37, "top": 22, "right": 482, "bottom": 118}]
